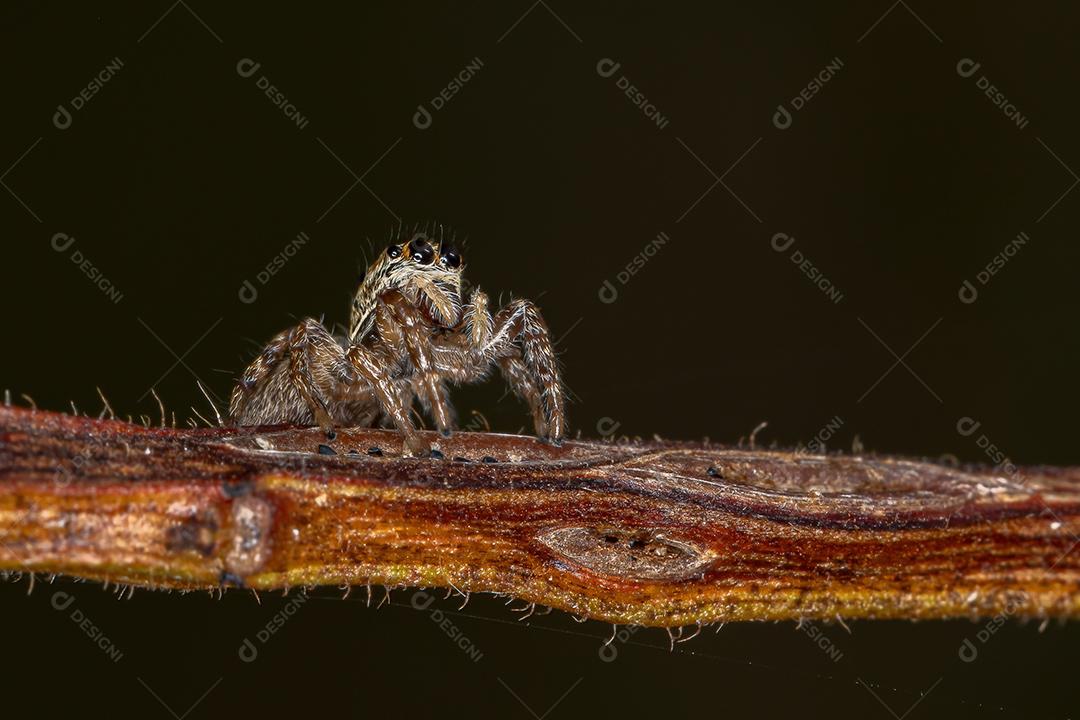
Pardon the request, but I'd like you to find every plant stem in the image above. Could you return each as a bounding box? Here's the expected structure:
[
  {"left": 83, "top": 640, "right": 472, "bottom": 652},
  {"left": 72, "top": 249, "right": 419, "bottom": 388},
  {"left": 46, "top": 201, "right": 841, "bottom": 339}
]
[{"left": 0, "top": 405, "right": 1077, "bottom": 626}]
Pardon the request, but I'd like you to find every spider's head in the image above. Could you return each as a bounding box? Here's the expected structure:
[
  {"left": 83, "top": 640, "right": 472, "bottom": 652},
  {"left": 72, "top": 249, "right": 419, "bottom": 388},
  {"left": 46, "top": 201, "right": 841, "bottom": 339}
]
[
  {"left": 384, "top": 230, "right": 466, "bottom": 326},
  {"left": 349, "top": 226, "right": 466, "bottom": 342}
]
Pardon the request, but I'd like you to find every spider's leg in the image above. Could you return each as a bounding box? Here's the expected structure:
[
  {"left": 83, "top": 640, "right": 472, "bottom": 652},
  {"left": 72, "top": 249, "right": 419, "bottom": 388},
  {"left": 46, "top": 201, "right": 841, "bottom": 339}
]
[
  {"left": 497, "top": 354, "right": 549, "bottom": 438},
  {"left": 464, "top": 289, "right": 493, "bottom": 362},
  {"left": 228, "top": 324, "right": 330, "bottom": 427},
  {"left": 228, "top": 327, "right": 293, "bottom": 421},
  {"left": 470, "top": 290, "right": 566, "bottom": 444},
  {"left": 462, "top": 289, "right": 547, "bottom": 436},
  {"left": 284, "top": 318, "right": 341, "bottom": 433},
  {"left": 379, "top": 291, "right": 457, "bottom": 437},
  {"left": 230, "top": 319, "right": 389, "bottom": 442},
  {"left": 345, "top": 339, "right": 429, "bottom": 457}
]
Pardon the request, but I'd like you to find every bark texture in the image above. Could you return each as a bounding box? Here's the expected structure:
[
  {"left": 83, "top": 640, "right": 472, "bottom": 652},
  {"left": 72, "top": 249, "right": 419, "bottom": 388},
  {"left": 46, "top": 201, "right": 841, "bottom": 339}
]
[{"left": 1, "top": 405, "right": 1077, "bottom": 626}]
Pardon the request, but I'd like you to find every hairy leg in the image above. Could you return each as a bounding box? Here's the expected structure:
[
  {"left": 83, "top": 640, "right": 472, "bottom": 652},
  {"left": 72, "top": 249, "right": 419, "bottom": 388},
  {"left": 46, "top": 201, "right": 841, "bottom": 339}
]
[
  {"left": 345, "top": 341, "right": 428, "bottom": 456},
  {"left": 464, "top": 289, "right": 494, "bottom": 365},
  {"left": 282, "top": 318, "right": 428, "bottom": 454},
  {"left": 463, "top": 290, "right": 566, "bottom": 444},
  {"left": 229, "top": 327, "right": 293, "bottom": 420},
  {"left": 285, "top": 318, "right": 341, "bottom": 431},
  {"left": 490, "top": 298, "right": 566, "bottom": 443},
  {"left": 379, "top": 291, "right": 456, "bottom": 436},
  {"left": 498, "top": 354, "right": 549, "bottom": 438},
  {"left": 229, "top": 317, "right": 427, "bottom": 456}
]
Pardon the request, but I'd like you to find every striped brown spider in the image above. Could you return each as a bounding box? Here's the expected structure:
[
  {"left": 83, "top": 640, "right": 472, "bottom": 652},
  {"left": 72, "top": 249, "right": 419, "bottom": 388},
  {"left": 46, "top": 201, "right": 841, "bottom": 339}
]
[{"left": 228, "top": 225, "right": 566, "bottom": 456}]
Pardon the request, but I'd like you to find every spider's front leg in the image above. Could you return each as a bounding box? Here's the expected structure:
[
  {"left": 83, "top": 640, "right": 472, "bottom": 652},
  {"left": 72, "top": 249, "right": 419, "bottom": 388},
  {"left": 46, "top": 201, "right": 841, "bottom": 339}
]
[
  {"left": 465, "top": 289, "right": 567, "bottom": 444},
  {"left": 379, "top": 290, "right": 457, "bottom": 437},
  {"left": 344, "top": 342, "right": 430, "bottom": 457}
]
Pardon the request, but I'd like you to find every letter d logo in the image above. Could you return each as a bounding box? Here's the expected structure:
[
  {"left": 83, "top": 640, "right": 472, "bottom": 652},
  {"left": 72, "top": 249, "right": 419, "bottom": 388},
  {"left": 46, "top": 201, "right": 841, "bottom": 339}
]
[
  {"left": 596, "top": 417, "right": 621, "bottom": 436},
  {"left": 51, "top": 591, "right": 75, "bottom": 611},
  {"left": 51, "top": 232, "right": 76, "bottom": 252},
  {"left": 238, "top": 279, "right": 258, "bottom": 304},
  {"left": 413, "top": 104, "right": 433, "bottom": 130},
  {"left": 771, "top": 232, "right": 795, "bottom": 252},
  {"left": 598, "top": 279, "right": 618, "bottom": 304},
  {"left": 53, "top": 104, "right": 73, "bottom": 130},
  {"left": 596, "top": 58, "right": 621, "bottom": 78},
  {"left": 956, "top": 416, "right": 981, "bottom": 437},
  {"left": 772, "top": 104, "right": 792, "bottom": 130},
  {"left": 598, "top": 643, "right": 618, "bottom": 662},
  {"left": 238, "top": 638, "right": 259, "bottom": 662},
  {"left": 958, "top": 279, "right": 978, "bottom": 304},
  {"left": 236, "top": 58, "right": 261, "bottom": 78},
  {"left": 956, "top": 58, "right": 981, "bottom": 78}
]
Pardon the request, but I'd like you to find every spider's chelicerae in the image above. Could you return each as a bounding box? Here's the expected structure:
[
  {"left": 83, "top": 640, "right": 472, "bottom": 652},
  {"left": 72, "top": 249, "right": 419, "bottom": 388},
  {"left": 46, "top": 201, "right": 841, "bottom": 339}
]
[{"left": 228, "top": 225, "right": 567, "bottom": 456}]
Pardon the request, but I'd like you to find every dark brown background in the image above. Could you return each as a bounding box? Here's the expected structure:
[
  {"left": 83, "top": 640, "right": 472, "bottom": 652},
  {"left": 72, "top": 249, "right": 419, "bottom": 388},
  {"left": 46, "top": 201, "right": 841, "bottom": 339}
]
[{"left": 1, "top": 2, "right": 1078, "bottom": 718}]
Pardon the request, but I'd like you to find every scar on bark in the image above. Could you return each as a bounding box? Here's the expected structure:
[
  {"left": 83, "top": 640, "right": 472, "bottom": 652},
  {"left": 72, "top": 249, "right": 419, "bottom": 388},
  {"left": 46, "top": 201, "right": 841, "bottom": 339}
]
[{"left": 1, "top": 404, "right": 1079, "bottom": 626}]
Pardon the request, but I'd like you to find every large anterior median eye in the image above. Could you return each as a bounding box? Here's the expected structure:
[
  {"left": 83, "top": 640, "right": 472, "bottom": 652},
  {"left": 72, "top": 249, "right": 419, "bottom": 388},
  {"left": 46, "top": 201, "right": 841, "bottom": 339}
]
[
  {"left": 409, "top": 237, "right": 435, "bottom": 264},
  {"left": 386, "top": 245, "right": 402, "bottom": 259}
]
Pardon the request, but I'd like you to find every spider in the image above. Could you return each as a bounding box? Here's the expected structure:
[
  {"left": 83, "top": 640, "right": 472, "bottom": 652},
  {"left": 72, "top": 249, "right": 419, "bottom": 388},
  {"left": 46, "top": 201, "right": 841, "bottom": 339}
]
[{"left": 227, "top": 224, "right": 567, "bottom": 456}]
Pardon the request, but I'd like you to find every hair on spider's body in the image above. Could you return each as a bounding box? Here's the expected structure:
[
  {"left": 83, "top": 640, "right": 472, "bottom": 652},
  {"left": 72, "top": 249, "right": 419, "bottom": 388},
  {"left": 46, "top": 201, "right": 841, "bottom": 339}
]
[
  {"left": 228, "top": 223, "right": 566, "bottom": 456},
  {"left": 348, "top": 223, "right": 465, "bottom": 344}
]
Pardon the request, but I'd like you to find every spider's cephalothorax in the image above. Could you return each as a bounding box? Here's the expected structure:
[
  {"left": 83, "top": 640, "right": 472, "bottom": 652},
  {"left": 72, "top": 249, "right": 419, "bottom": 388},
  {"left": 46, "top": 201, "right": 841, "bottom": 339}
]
[
  {"left": 228, "top": 223, "right": 566, "bottom": 456},
  {"left": 348, "top": 224, "right": 465, "bottom": 344}
]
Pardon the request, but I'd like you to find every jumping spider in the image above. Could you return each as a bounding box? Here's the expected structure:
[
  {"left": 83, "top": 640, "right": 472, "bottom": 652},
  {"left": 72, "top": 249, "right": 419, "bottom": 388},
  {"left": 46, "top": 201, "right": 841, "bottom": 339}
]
[{"left": 228, "top": 224, "right": 567, "bottom": 456}]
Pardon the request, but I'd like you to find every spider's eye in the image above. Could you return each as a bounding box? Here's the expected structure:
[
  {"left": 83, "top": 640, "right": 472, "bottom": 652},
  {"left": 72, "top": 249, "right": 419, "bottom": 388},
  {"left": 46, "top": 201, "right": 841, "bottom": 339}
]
[
  {"left": 441, "top": 251, "right": 461, "bottom": 269},
  {"left": 409, "top": 238, "right": 435, "bottom": 264},
  {"left": 386, "top": 245, "right": 402, "bottom": 259}
]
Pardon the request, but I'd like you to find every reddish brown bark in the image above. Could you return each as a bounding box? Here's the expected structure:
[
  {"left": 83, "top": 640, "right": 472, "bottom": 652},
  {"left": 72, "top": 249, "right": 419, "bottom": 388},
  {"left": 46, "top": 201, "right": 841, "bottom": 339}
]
[{"left": 0, "top": 405, "right": 1077, "bottom": 626}]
